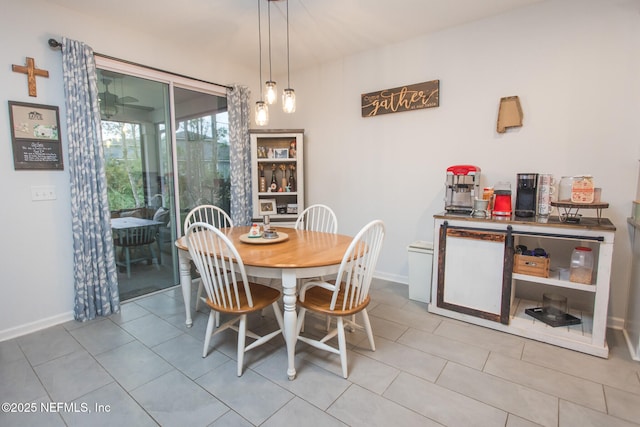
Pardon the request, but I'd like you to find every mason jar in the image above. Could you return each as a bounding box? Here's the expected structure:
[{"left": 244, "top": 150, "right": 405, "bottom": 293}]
[{"left": 569, "top": 246, "right": 594, "bottom": 285}]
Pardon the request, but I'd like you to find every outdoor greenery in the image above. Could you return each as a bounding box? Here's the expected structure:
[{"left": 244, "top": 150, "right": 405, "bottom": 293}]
[
  {"left": 102, "top": 121, "right": 144, "bottom": 210},
  {"left": 103, "top": 114, "right": 230, "bottom": 213},
  {"left": 105, "top": 158, "right": 144, "bottom": 210}
]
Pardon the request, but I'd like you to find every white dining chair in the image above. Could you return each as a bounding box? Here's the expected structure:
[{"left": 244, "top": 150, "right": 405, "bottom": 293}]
[
  {"left": 295, "top": 204, "right": 338, "bottom": 234},
  {"left": 295, "top": 204, "right": 338, "bottom": 331},
  {"left": 296, "top": 219, "right": 385, "bottom": 378},
  {"left": 186, "top": 222, "right": 284, "bottom": 376},
  {"left": 184, "top": 205, "right": 233, "bottom": 322}
]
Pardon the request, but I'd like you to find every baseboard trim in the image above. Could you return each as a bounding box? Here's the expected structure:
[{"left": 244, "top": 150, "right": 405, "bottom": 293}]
[
  {"left": 622, "top": 329, "right": 640, "bottom": 361},
  {"left": 0, "top": 311, "right": 74, "bottom": 342},
  {"left": 606, "top": 316, "right": 625, "bottom": 331},
  {"left": 375, "top": 271, "right": 408, "bottom": 285}
]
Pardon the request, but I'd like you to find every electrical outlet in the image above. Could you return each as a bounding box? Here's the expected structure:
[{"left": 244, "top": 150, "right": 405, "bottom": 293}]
[{"left": 31, "top": 185, "right": 57, "bottom": 201}]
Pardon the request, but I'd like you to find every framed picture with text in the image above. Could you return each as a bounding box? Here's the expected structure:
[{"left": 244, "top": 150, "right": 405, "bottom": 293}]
[{"left": 8, "top": 101, "right": 63, "bottom": 170}]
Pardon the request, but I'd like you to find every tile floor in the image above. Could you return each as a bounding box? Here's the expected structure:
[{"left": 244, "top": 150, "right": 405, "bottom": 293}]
[{"left": 1, "top": 279, "right": 639, "bottom": 427}]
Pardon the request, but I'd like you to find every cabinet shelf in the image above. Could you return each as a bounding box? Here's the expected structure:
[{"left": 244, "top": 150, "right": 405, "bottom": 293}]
[
  {"left": 511, "top": 297, "right": 593, "bottom": 341},
  {"left": 257, "top": 192, "right": 299, "bottom": 196},
  {"left": 509, "top": 297, "right": 607, "bottom": 356},
  {"left": 257, "top": 158, "right": 296, "bottom": 163},
  {"left": 512, "top": 273, "right": 596, "bottom": 292}
]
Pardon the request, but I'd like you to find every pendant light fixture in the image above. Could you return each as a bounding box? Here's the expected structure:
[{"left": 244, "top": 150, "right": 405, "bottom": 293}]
[
  {"left": 282, "top": 0, "right": 296, "bottom": 113},
  {"left": 255, "top": 0, "right": 269, "bottom": 126},
  {"left": 264, "top": 0, "right": 277, "bottom": 105}
]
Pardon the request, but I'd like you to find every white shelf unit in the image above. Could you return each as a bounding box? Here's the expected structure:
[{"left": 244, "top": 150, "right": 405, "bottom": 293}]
[
  {"left": 249, "top": 129, "right": 304, "bottom": 225},
  {"left": 429, "top": 215, "right": 615, "bottom": 358}
]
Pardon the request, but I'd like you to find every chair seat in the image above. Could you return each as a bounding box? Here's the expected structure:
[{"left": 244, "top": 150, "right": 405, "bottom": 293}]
[
  {"left": 206, "top": 282, "right": 281, "bottom": 315},
  {"left": 298, "top": 281, "right": 370, "bottom": 317}
]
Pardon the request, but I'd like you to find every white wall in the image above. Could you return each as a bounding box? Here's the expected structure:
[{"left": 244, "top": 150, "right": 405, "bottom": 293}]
[
  {"left": 1, "top": 0, "right": 638, "bottom": 338},
  {"left": 0, "top": 0, "right": 255, "bottom": 339},
  {"left": 266, "top": 0, "right": 640, "bottom": 326}
]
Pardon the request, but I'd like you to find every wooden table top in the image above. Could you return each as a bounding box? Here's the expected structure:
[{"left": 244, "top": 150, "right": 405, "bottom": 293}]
[{"left": 175, "top": 226, "right": 353, "bottom": 269}]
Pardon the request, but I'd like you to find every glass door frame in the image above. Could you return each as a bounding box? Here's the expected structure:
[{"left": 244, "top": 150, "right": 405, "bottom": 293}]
[{"left": 95, "top": 56, "right": 228, "bottom": 283}]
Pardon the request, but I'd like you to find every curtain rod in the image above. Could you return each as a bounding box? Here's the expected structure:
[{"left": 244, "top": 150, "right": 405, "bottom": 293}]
[{"left": 47, "top": 38, "right": 233, "bottom": 91}]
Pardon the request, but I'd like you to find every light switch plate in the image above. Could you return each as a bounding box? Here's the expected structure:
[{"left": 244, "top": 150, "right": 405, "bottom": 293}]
[{"left": 31, "top": 185, "right": 57, "bottom": 201}]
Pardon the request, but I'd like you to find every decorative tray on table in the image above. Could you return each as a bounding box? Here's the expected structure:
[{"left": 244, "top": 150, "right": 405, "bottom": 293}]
[{"left": 239, "top": 231, "right": 289, "bottom": 244}]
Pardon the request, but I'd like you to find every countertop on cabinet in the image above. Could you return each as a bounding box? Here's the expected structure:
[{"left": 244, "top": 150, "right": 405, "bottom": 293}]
[{"left": 434, "top": 213, "right": 616, "bottom": 232}]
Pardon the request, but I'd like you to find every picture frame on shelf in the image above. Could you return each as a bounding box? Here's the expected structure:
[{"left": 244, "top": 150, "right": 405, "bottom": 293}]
[
  {"left": 258, "top": 198, "right": 277, "bottom": 216},
  {"left": 273, "top": 148, "right": 289, "bottom": 159}
]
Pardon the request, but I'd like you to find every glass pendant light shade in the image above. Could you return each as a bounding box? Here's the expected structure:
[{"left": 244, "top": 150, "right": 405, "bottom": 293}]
[
  {"left": 282, "top": 88, "right": 296, "bottom": 113},
  {"left": 255, "top": 100, "right": 269, "bottom": 126},
  {"left": 265, "top": 80, "right": 277, "bottom": 105},
  {"left": 282, "top": 0, "right": 295, "bottom": 114},
  {"left": 100, "top": 100, "right": 118, "bottom": 119}
]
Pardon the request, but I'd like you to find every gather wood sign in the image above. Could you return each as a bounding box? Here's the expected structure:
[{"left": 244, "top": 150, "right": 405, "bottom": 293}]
[{"left": 361, "top": 80, "right": 439, "bottom": 117}]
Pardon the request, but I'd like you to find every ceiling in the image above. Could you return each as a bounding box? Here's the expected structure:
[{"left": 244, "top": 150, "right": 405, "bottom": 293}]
[{"left": 50, "top": 0, "right": 545, "bottom": 76}]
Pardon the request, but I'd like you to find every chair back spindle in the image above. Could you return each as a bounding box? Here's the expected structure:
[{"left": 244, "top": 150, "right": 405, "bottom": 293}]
[
  {"left": 184, "top": 205, "right": 233, "bottom": 235},
  {"left": 332, "top": 220, "right": 385, "bottom": 311},
  {"left": 295, "top": 204, "right": 338, "bottom": 234},
  {"left": 186, "top": 222, "right": 253, "bottom": 310}
]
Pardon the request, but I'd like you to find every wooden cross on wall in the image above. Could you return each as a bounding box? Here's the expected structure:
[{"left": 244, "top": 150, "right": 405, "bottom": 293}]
[{"left": 12, "top": 57, "right": 49, "bottom": 97}]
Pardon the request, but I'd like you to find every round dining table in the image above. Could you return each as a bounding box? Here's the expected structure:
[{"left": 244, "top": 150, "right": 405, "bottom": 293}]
[{"left": 175, "top": 225, "right": 353, "bottom": 380}]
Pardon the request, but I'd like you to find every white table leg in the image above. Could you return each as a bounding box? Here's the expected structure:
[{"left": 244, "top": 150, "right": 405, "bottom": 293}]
[
  {"left": 178, "top": 250, "right": 193, "bottom": 327},
  {"left": 281, "top": 269, "right": 298, "bottom": 380}
]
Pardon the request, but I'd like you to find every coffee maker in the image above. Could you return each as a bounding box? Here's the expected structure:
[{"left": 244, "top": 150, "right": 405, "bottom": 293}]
[
  {"left": 445, "top": 165, "right": 481, "bottom": 213},
  {"left": 515, "top": 173, "right": 538, "bottom": 217}
]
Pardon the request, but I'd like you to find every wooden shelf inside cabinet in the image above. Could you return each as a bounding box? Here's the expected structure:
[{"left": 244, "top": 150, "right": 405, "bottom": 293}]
[
  {"left": 258, "top": 192, "right": 299, "bottom": 196},
  {"left": 257, "top": 158, "right": 295, "bottom": 163},
  {"left": 510, "top": 298, "right": 596, "bottom": 347},
  {"left": 512, "top": 273, "right": 597, "bottom": 292}
]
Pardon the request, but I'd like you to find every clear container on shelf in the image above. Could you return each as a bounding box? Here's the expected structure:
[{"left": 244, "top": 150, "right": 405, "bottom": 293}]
[
  {"left": 569, "top": 246, "right": 594, "bottom": 284},
  {"left": 558, "top": 176, "right": 573, "bottom": 201}
]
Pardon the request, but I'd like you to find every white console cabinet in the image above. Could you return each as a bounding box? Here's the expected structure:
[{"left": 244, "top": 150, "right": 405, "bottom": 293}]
[{"left": 429, "top": 214, "right": 615, "bottom": 358}]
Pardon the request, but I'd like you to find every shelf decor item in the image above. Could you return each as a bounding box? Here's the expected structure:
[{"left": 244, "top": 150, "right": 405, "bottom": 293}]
[
  {"left": 259, "top": 164, "right": 267, "bottom": 192},
  {"left": 269, "top": 163, "right": 278, "bottom": 192},
  {"left": 513, "top": 254, "right": 550, "bottom": 278},
  {"left": 273, "top": 148, "right": 288, "bottom": 159},
  {"left": 279, "top": 164, "right": 287, "bottom": 191},
  {"left": 288, "top": 164, "right": 296, "bottom": 192},
  {"left": 570, "top": 246, "right": 594, "bottom": 284}
]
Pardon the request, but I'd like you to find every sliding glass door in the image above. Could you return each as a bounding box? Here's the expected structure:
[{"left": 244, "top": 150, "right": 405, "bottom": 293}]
[
  {"left": 96, "top": 62, "right": 228, "bottom": 301},
  {"left": 174, "top": 87, "right": 229, "bottom": 229}
]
